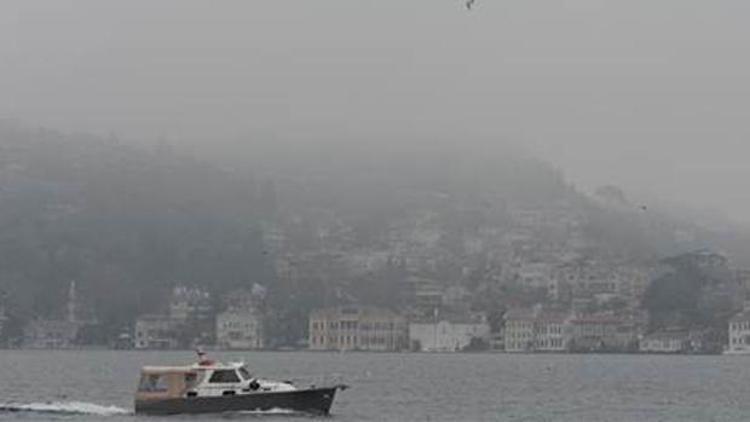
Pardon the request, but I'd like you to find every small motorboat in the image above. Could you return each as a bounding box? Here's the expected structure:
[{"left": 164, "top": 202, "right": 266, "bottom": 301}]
[{"left": 134, "top": 352, "right": 347, "bottom": 415}]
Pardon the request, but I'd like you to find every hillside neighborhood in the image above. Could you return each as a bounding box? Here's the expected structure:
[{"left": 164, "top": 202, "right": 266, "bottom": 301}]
[
  {"left": 2, "top": 124, "right": 750, "bottom": 355},
  {"left": 5, "top": 245, "right": 749, "bottom": 355}
]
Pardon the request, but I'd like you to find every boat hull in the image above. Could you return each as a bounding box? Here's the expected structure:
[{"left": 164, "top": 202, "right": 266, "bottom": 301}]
[{"left": 135, "top": 387, "right": 339, "bottom": 416}]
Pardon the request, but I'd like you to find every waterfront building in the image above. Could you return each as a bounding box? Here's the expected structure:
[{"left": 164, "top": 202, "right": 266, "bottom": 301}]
[
  {"left": 504, "top": 308, "right": 537, "bottom": 353},
  {"left": 409, "top": 314, "right": 490, "bottom": 352},
  {"left": 568, "top": 313, "right": 638, "bottom": 353},
  {"left": 308, "top": 306, "right": 407, "bottom": 352},
  {"left": 728, "top": 303, "right": 750, "bottom": 354},
  {"left": 134, "top": 314, "right": 179, "bottom": 350},
  {"left": 132, "top": 287, "right": 215, "bottom": 350},
  {"left": 113, "top": 332, "right": 134, "bottom": 349},
  {"left": 22, "top": 281, "right": 85, "bottom": 349},
  {"left": 640, "top": 331, "right": 689, "bottom": 353},
  {"left": 215, "top": 286, "right": 267, "bottom": 350},
  {"left": 534, "top": 310, "right": 571, "bottom": 352},
  {"left": 216, "top": 311, "right": 264, "bottom": 350},
  {"left": 504, "top": 307, "right": 573, "bottom": 353},
  {"left": 23, "top": 320, "right": 79, "bottom": 349}
]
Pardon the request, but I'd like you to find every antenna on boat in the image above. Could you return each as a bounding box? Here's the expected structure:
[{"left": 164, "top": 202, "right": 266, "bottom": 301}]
[{"left": 195, "top": 348, "right": 214, "bottom": 366}]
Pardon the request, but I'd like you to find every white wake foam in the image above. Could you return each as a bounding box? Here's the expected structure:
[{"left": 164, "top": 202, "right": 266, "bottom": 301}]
[
  {"left": 238, "top": 407, "right": 298, "bottom": 415},
  {"left": 0, "top": 401, "right": 130, "bottom": 416}
]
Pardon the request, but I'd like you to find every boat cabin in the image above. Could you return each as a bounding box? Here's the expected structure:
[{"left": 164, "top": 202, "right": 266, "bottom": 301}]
[
  {"left": 136, "top": 361, "right": 295, "bottom": 402},
  {"left": 137, "top": 366, "right": 200, "bottom": 401}
]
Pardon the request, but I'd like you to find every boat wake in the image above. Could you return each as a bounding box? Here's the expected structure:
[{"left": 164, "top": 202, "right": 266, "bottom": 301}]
[
  {"left": 0, "top": 402, "right": 305, "bottom": 418},
  {"left": 0, "top": 401, "right": 130, "bottom": 416}
]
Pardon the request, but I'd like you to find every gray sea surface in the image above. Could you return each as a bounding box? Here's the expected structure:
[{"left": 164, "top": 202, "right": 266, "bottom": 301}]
[{"left": 0, "top": 350, "right": 749, "bottom": 421}]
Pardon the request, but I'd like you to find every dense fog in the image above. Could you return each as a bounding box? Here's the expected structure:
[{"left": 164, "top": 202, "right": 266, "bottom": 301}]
[{"left": 2, "top": 0, "right": 750, "bottom": 222}]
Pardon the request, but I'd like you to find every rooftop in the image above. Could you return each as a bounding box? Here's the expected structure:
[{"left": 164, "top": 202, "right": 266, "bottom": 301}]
[
  {"left": 730, "top": 311, "right": 750, "bottom": 324},
  {"left": 310, "top": 305, "right": 401, "bottom": 320}
]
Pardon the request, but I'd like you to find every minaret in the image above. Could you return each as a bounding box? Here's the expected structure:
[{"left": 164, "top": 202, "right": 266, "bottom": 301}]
[
  {"left": 67, "top": 281, "right": 77, "bottom": 323},
  {"left": 0, "top": 289, "right": 7, "bottom": 327}
]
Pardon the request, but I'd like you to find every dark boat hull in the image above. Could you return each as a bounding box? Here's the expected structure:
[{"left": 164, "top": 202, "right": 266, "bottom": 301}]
[{"left": 135, "top": 387, "right": 339, "bottom": 416}]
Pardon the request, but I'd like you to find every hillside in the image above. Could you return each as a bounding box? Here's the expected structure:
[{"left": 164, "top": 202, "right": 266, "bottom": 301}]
[
  {"left": 1, "top": 123, "right": 749, "bottom": 345},
  {"left": 0, "top": 123, "right": 274, "bottom": 339}
]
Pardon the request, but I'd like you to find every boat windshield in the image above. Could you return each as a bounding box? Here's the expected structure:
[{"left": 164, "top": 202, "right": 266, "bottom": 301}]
[{"left": 238, "top": 366, "right": 252, "bottom": 380}]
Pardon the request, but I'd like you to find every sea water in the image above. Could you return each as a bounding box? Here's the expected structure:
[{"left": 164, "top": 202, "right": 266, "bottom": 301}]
[{"left": 1, "top": 350, "right": 749, "bottom": 421}]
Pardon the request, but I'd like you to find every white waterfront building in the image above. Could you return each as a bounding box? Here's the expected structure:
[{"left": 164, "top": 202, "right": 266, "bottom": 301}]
[
  {"left": 409, "top": 315, "right": 490, "bottom": 352},
  {"left": 134, "top": 314, "right": 179, "bottom": 350},
  {"left": 640, "top": 332, "right": 688, "bottom": 354},
  {"left": 216, "top": 310, "right": 264, "bottom": 350},
  {"left": 728, "top": 303, "right": 750, "bottom": 354},
  {"left": 503, "top": 307, "right": 572, "bottom": 353},
  {"left": 504, "top": 308, "right": 536, "bottom": 353},
  {"left": 215, "top": 286, "right": 267, "bottom": 350}
]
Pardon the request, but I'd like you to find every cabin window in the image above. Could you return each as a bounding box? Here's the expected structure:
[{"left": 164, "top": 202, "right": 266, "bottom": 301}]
[
  {"left": 184, "top": 373, "right": 199, "bottom": 389},
  {"left": 209, "top": 370, "right": 241, "bottom": 383},
  {"left": 138, "top": 374, "right": 169, "bottom": 392}
]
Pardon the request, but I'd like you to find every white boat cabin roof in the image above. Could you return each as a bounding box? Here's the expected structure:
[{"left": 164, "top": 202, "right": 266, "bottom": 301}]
[{"left": 141, "top": 361, "right": 245, "bottom": 374}]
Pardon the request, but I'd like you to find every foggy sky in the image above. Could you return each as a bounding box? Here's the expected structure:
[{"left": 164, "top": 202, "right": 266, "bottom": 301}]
[{"left": 2, "top": 1, "right": 750, "bottom": 222}]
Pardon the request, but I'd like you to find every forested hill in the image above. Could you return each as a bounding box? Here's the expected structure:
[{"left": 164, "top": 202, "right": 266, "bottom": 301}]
[
  {"left": 192, "top": 136, "right": 743, "bottom": 262},
  {"left": 0, "top": 123, "right": 274, "bottom": 335}
]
